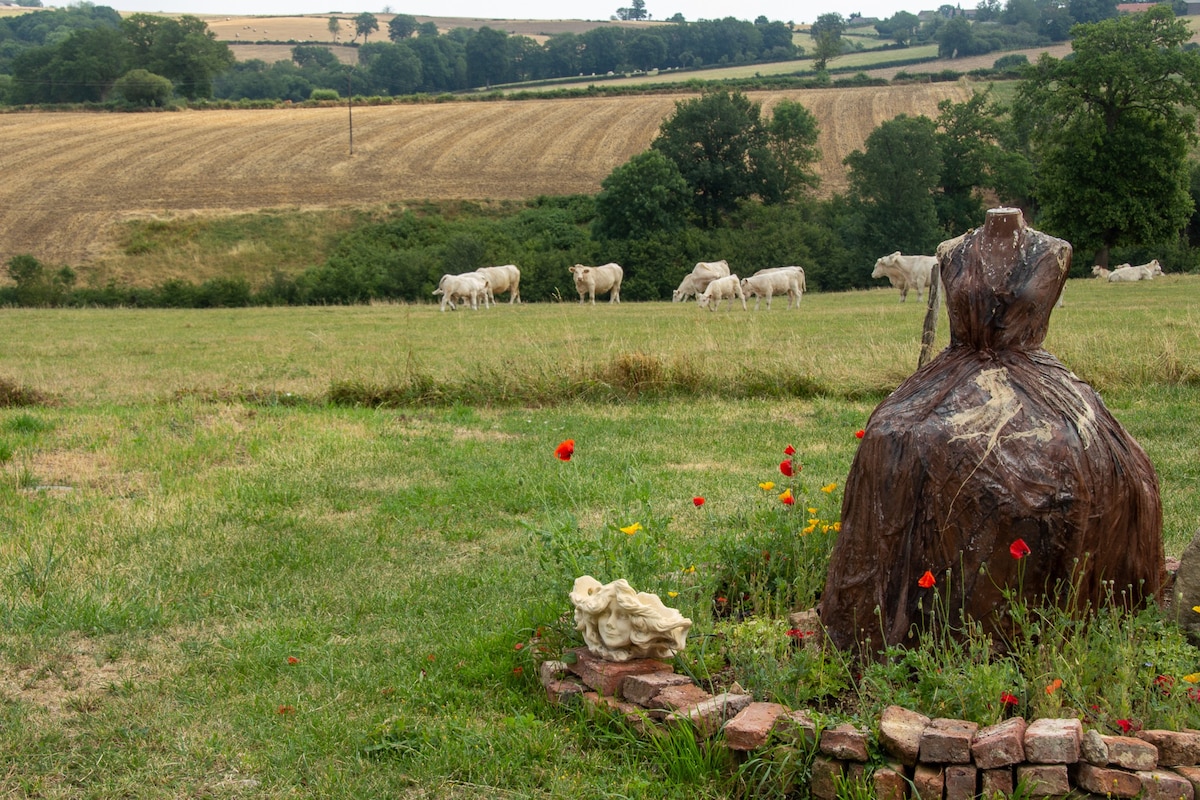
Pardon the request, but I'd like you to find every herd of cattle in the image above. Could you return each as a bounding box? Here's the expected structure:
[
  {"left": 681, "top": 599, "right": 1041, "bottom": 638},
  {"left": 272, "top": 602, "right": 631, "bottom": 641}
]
[{"left": 431, "top": 253, "right": 1165, "bottom": 310}]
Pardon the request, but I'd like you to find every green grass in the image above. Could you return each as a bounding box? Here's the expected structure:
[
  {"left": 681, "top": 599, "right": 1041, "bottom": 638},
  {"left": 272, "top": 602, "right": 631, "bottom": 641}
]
[{"left": 0, "top": 276, "right": 1198, "bottom": 796}]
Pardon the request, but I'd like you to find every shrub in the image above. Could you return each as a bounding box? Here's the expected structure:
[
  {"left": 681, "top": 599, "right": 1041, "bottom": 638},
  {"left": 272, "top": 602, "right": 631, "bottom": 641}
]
[{"left": 310, "top": 88, "right": 340, "bottom": 101}]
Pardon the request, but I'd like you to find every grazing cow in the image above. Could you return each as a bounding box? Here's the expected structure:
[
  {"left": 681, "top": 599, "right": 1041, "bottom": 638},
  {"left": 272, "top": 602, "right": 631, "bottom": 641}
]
[
  {"left": 871, "top": 251, "right": 936, "bottom": 302},
  {"left": 673, "top": 259, "right": 731, "bottom": 302},
  {"left": 1107, "top": 260, "right": 1163, "bottom": 282},
  {"left": 697, "top": 274, "right": 746, "bottom": 311},
  {"left": 742, "top": 266, "right": 806, "bottom": 310},
  {"left": 569, "top": 263, "right": 623, "bottom": 304},
  {"left": 475, "top": 264, "right": 521, "bottom": 304},
  {"left": 433, "top": 272, "right": 490, "bottom": 311}
]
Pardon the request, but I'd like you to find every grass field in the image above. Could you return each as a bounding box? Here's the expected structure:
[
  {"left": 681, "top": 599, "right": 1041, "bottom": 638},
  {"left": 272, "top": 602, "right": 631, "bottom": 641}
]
[{"left": 1, "top": 276, "right": 1197, "bottom": 796}]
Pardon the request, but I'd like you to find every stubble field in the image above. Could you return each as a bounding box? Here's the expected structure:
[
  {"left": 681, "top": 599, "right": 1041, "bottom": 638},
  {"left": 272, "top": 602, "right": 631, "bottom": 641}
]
[{"left": 0, "top": 83, "right": 973, "bottom": 270}]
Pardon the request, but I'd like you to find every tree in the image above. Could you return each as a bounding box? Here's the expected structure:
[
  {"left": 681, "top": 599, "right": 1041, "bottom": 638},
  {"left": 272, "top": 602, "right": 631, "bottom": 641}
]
[
  {"left": 387, "top": 13, "right": 417, "bottom": 41},
  {"left": 844, "top": 114, "right": 944, "bottom": 258},
  {"left": 933, "top": 90, "right": 1020, "bottom": 236},
  {"left": 616, "top": 0, "right": 649, "bottom": 20},
  {"left": 113, "top": 68, "right": 173, "bottom": 106},
  {"left": 328, "top": 16, "right": 341, "bottom": 42},
  {"left": 593, "top": 150, "right": 691, "bottom": 240},
  {"left": 809, "top": 12, "right": 845, "bottom": 71},
  {"left": 121, "top": 14, "right": 233, "bottom": 99},
  {"left": 937, "top": 16, "right": 975, "bottom": 57},
  {"left": 353, "top": 13, "right": 379, "bottom": 44},
  {"left": 464, "top": 26, "right": 508, "bottom": 87},
  {"left": 762, "top": 99, "right": 821, "bottom": 203},
  {"left": 360, "top": 42, "right": 420, "bottom": 94},
  {"left": 876, "top": 10, "right": 920, "bottom": 44},
  {"left": 1015, "top": 7, "right": 1200, "bottom": 265},
  {"left": 626, "top": 32, "right": 666, "bottom": 71}
]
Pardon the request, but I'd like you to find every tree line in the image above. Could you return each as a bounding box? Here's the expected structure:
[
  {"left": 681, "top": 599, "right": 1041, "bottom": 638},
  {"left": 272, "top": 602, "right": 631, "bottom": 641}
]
[{"left": 4, "top": 8, "right": 1199, "bottom": 308}]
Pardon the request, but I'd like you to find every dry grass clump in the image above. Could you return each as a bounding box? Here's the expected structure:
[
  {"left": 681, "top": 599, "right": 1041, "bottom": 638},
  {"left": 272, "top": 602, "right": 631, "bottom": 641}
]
[{"left": 0, "top": 377, "right": 51, "bottom": 407}]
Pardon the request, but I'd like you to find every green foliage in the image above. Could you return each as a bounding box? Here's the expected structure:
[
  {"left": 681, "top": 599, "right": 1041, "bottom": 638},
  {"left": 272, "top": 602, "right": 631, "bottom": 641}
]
[
  {"left": 309, "top": 87, "right": 339, "bottom": 101},
  {"left": 593, "top": 150, "right": 691, "bottom": 240},
  {"left": 112, "top": 68, "right": 174, "bottom": 107},
  {"left": 1016, "top": 7, "right": 1200, "bottom": 264},
  {"left": 809, "top": 12, "right": 847, "bottom": 71}
]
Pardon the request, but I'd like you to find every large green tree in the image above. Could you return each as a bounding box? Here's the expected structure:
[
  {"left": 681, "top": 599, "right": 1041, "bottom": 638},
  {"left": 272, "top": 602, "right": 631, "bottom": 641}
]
[
  {"left": 593, "top": 150, "right": 691, "bottom": 240},
  {"left": 1016, "top": 7, "right": 1200, "bottom": 265},
  {"left": 121, "top": 14, "right": 233, "bottom": 99},
  {"left": 809, "top": 12, "right": 845, "bottom": 71},
  {"left": 844, "top": 114, "right": 944, "bottom": 258}
]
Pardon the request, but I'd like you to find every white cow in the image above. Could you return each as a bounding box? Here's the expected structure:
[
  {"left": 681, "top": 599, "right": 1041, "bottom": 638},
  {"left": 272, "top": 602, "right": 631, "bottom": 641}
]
[
  {"left": 871, "top": 251, "right": 936, "bottom": 302},
  {"left": 475, "top": 264, "right": 521, "bottom": 304},
  {"left": 697, "top": 274, "right": 746, "bottom": 311},
  {"left": 1092, "top": 265, "right": 1115, "bottom": 279},
  {"left": 433, "top": 272, "right": 490, "bottom": 311},
  {"left": 741, "top": 266, "right": 806, "bottom": 310},
  {"left": 672, "top": 260, "right": 731, "bottom": 302},
  {"left": 569, "top": 263, "right": 623, "bottom": 304},
  {"left": 1107, "top": 260, "right": 1163, "bottom": 282}
]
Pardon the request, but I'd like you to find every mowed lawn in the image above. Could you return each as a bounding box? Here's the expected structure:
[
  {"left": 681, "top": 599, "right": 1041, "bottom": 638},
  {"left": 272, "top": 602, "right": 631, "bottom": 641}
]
[{"left": 0, "top": 276, "right": 1197, "bottom": 797}]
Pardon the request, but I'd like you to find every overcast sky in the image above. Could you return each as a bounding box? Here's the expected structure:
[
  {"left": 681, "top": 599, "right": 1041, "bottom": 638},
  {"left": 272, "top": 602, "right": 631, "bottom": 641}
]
[{"left": 107, "top": 0, "right": 923, "bottom": 26}]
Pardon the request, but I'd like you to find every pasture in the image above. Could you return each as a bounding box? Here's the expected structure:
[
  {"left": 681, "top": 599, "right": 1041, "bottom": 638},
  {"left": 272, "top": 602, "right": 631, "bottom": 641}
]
[{"left": 1, "top": 275, "right": 1197, "bottom": 796}]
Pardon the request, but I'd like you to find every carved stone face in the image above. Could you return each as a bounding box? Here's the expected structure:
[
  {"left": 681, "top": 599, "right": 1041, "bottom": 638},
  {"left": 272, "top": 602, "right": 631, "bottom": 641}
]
[{"left": 568, "top": 576, "right": 692, "bottom": 663}]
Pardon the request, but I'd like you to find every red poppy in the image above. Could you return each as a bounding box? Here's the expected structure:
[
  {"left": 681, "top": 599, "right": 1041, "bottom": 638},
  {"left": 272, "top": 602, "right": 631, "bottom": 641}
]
[
  {"left": 1155, "top": 674, "right": 1175, "bottom": 693},
  {"left": 784, "top": 444, "right": 796, "bottom": 455},
  {"left": 1009, "top": 539, "right": 1032, "bottom": 559},
  {"left": 512, "top": 666, "right": 524, "bottom": 676},
  {"left": 286, "top": 656, "right": 299, "bottom": 665},
  {"left": 780, "top": 459, "right": 794, "bottom": 477},
  {"left": 1000, "top": 692, "right": 1019, "bottom": 707},
  {"left": 787, "top": 628, "right": 813, "bottom": 639},
  {"left": 554, "top": 439, "right": 575, "bottom": 461},
  {"left": 693, "top": 496, "right": 705, "bottom": 507},
  {"left": 918, "top": 570, "right": 935, "bottom": 589},
  {"left": 1116, "top": 719, "right": 1133, "bottom": 733},
  {"left": 513, "top": 642, "right": 524, "bottom": 650},
  {"left": 855, "top": 429, "right": 865, "bottom": 439},
  {"left": 277, "top": 705, "right": 295, "bottom": 715}
]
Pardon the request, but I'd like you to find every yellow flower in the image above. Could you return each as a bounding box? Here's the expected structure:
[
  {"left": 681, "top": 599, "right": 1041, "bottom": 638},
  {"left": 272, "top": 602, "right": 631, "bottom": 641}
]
[
  {"left": 807, "top": 507, "right": 818, "bottom": 514},
  {"left": 667, "top": 591, "right": 679, "bottom": 598},
  {"left": 822, "top": 524, "right": 831, "bottom": 533},
  {"left": 759, "top": 481, "right": 775, "bottom": 491},
  {"left": 683, "top": 564, "right": 696, "bottom": 574},
  {"left": 808, "top": 518, "right": 819, "bottom": 526},
  {"left": 802, "top": 524, "right": 817, "bottom": 535},
  {"left": 1184, "top": 673, "right": 1200, "bottom": 684},
  {"left": 1193, "top": 605, "right": 1200, "bottom": 614},
  {"left": 620, "top": 522, "right": 642, "bottom": 535},
  {"left": 821, "top": 483, "right": 837, "bottom": 493},
  {"left": 778, "top": 488, "right": 794, "bottom": 505},
  {"left": 832, "top": 522, "right": 842, "bottom": 532}
]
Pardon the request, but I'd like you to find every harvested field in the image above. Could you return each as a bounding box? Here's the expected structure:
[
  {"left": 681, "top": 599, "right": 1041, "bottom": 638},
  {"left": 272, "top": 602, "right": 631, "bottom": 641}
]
[{"left": 0, "top": 84, "right": 972, "bottom": 268}]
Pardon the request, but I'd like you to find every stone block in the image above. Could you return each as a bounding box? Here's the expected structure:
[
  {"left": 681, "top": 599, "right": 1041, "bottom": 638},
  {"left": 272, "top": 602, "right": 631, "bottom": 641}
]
[
  {"left": 787, "top": 608, "right": 825, "bottom": 651},
  {"left": 972, "top": 716, "right": 1027, "bottom": 769},
  {"left": 1175, "top": 765, "right": 1200, "bottom": 795},
  {"left": 566, "top": 647, "right": 672, "bottom": 697},
  {"left": 820, "top": 722, "right": 871, "bottom": 762},
  {"left": 1104, "top": 734, "right": 1160, "bottom": 771},
  {"left": 1016, "top": 764, "right": 1070, "bottom": 796},
  {"left": 810, "top": 755, "right": 844, "bottom": 800},
  {"left": 775, "top": 708, "right": 819, "bottom": 747},
  {"left": 667, "top": 692, "right": 753, "bottom": 738},
  {"left": 621, "top": 671, "right": 695, "bottom": 707},
  {"left": 1137, "top": 730, "right": 1200, "bottom": 767},
  {"left": 912, "top": 763, "right": 944, "bottom": 800},
  {"left": 1024, "top": 717, "right": 1082, "bottom": 764},
  {"left": 944, "top": 763, "right": 977, "bottom": 800},
  {"left": 581, "top": 692, "right": 656, "bottom": 736},
  {"left": 873, "top": 765, "right": 909, "bottom": 800},
  {"left": 539, "top": 660, "right": 569, "bottom": 684},
  {"left": 545, "top": 678, "right": 586, "bottom": 706},
  {"left": 880, "top": 705, "right": 931, "bottom": 766},
  {"left": 1137, "top": 768, "right": 1197, "bottom": 800},
  {"left": 920, "top": 717, "right": 979, "bottom": 764},
  {"left": 652, "top": 682, "right": 712, "bottom": 712},
  {"left": 723, "top": 702, "right": 788, "bottom": 751},
  {"left": 981, "top": 767, "right": 1014, "bottom": 797},
  {"left": 1073, "top": 761, "right": 1143, "bottom": 797}
]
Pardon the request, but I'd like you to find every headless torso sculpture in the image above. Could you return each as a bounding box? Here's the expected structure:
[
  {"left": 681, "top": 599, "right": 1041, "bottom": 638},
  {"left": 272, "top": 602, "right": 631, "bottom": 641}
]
[{"left": 820, "top": 208, "right": 1164, "bottom": 657}]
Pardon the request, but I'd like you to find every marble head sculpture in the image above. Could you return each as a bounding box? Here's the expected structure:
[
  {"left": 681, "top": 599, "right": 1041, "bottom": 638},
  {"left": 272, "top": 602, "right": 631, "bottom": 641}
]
[{"left": 569, "top": 576, "right": 693, "bottom": 662}]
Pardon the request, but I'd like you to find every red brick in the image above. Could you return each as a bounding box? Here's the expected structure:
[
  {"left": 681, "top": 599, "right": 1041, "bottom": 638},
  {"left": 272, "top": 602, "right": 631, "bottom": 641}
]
[
  {"left": 912, "top": 763, "right": 944, "bottom": 800},
  {"left": 972, "top": 716, "right": 1027, "bottom": 769},
  {"left": 544, "top": 678, "right": 586, "bottom": 706},
  {"left": 981, "top": 767, "right": 1014, "bottom": 797},
  {"left": 723, "top": 702, "right": 787, "bottom": 751},
  {"left": 1138, "top": 730, "right": 1200, "bottom": 767},
  {"left": 1105, "top": 734, "right": 1160, "bottom": 771},
  {"left": 566, "top": 647, "right": 672, "bottom": 697},
  {"left": 873, "top": 765, "right": 909, "bottom": 800},
  {"left": 810, "top": 755, "right": 844, "bottom": 800},
  {"left": 775, "top": 708, "right": 819, "bottom": 747},
  {"left": 581, "top": 692, "right": 656, "bottom": 735},
  {"left": 1073, "top": 761, "right": 1143, "bottom": 797},
  {"left": 667, "top": 692, "right": 753, "bottom": 738},
  {"left": 620, "top": 671, "right": 695, "bottom": 707},
  {"left": 1137, "top": 768, "right": 1197, "bottom": 800},
  {"left": 1024, "top": 717, "right": 1082, "bottom": 764},
  {"left": 919, "top": 718, "right": 979, "bottom": 764},
  {"left": 820, "top": 722, "right": 871, "bottom": 762},
  {"left": 944, "top": 763, "right": 977, "bottom": 800},
  {"left": 880, "top": 705, "right": 931, "bottom": 766},
  {"left": 1016, "top": 763, "right": 1070, "bottom": 796},
  {"left": 651, "top": 682, "right": 712, "bottom": 712}
]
